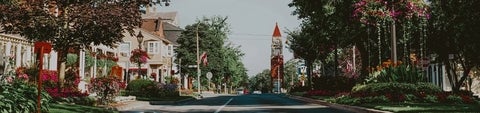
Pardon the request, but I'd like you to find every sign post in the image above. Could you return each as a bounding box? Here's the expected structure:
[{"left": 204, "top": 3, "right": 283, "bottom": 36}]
[
  {"left": 34, "top": 42, "right": 51, "bottom": 113},
  {"left": 206, "top": 72, "right": 212, "bottom": 91}
]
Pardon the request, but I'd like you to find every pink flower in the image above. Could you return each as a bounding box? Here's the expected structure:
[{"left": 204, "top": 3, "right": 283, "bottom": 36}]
[
  {"left": 6, "top": 76, "right": 13, "bottom": 83},
  {"left": 18, "top": 74, "right": 29, "bottom": 80}
]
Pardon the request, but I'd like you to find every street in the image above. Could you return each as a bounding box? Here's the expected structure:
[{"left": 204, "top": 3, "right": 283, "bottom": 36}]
[{"left": 120, "top": 94, "right": 352, "bottom": 113}]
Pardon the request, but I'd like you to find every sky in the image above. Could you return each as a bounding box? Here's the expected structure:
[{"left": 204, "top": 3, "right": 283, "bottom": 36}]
[{"left": 157, "top": 0, "right": 301, "bottom": 76}]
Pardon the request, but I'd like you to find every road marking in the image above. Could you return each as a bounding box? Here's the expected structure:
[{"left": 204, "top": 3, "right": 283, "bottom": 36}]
[{"left": 214, "top": 98, "right": 233, "bottom": 113}]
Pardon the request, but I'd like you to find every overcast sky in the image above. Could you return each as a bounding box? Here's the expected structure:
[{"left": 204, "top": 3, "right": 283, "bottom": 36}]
[{"left": 158, "top": 0, "right": 301, "bottom": 76}]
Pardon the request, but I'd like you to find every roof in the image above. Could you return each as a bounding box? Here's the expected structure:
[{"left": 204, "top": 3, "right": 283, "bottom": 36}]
[
  {"left": 138, "top": 28, "right": 172, "bottom": 44},
  {"left": 142, "top": 11, "right": 177, "bottom": 20},
  {"left": 163, "top": 22, "right": 182, "bottom": 31},
  {"left": 272, "top": 23, "right": 281, "bottom": 37},
  {"left": 163, "top": 22, "right": 182, "bottom": 45}
]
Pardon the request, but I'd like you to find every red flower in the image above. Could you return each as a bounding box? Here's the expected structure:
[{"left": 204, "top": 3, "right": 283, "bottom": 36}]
[{"left": 130, "top": 49, "right": 150, "bottom": 64}]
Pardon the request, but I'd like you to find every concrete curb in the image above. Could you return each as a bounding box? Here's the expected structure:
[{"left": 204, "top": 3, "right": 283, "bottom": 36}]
[
  {"left": 288, "top": 95, "right": 392, "bottom": 113},
  {"left": 149, "top": 97, "right": 196, "bottom": 105}
]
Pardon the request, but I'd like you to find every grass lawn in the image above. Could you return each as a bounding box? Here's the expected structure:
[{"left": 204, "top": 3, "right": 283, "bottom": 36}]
[
  {"left": 136, "top": 96, "right": 194, "bottom": 101},
  {"left": 359, "top": 102, "right": 480, "bottom": 113},
  {"left": 49, "top": 103, "right": 118, "bottom": 113}
]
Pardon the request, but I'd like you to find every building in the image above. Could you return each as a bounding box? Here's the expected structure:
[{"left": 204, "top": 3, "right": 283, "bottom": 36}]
[{"left": 271, "top": 23, "right": 284, "bottom": 93}]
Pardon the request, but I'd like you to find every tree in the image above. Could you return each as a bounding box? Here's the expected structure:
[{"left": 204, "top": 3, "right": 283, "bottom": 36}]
[
  {"left": 175, "top": 16, "right": 248, "bottom": 90},
  {"left": 288, "top": 0, "right": 356, "bottom": 88},
  {"left": 223, "top": 43, "right": 248, "bottom": 88},
  {"left": 288, "top": 0, "right": 430, "bottom": 81},
  {"left": 428, "top": 0, "right": 480, "bottom": 92},
  {"left": 249, "top": 69, "right": 272, "bottom": 93},
  {"left": 282, "top": 59, "right": 300, "bottom": 91},
  {"left": 0, "top": 0, "right": 161, "bottom": 87}
]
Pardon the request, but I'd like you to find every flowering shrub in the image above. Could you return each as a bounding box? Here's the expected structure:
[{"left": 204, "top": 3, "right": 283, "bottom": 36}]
[
  {"left": 0, "top": 59, "right": 51, "bottom": 112},
  {"left": 89, "top": 77, "right": 121, "bottom": 105},
  {"left": 45, "top": 87, "right": 88, "bottom": 98},
  {"left": 125, "top": 79, "right": 179, "bottom": 97},
  {"left": 41, "top": 70, "right": 59, "bottom": 88},
  {"left": 305, "top": 90, "right": 337, "bottom": 97},
  {"left": 14, "top": 67, "right": 29, "bottom": 82},
  {"left": 130, "top": 49, "right": 150, "bottom": 64},
  {"left": 150, "top": 73, "right": 157, "bottom": 79},
  {"left": 119, "top": 81, "right": 127, "bottom": 89},
  {"left": 353, "top": 0, "right": 429, "bottom": 25},
  {"left": 157, "top": 83, "right": 179, "bottom": 97},
  {"left": 39, "top": 70, "right": 86, "bottom": 98}
]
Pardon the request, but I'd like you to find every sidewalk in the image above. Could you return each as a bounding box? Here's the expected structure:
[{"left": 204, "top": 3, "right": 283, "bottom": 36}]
[
  {"left": 111, "top": 101, "right": 150, "bottom": 111},
  {"left": 287, "top": 95, "right": 392, "bottom": 113}
]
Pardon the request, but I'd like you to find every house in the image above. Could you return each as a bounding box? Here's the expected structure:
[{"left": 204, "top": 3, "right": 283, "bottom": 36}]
[
  {"left": 133, "top": 10, "right": 182, "bottom": 84},
  {"left": 116, "top": 28, "right": 173, "bottom": 83}
]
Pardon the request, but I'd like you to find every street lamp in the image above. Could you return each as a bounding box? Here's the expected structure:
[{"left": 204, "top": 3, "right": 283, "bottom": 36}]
[
  {"left": 137, "top": 31, "right": 144, "bottom": 79},
  {"left": 137, "top": 31, "right": 144, "bottom": 49}
]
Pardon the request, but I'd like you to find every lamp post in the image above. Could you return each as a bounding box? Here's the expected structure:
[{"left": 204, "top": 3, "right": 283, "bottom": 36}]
[
  {"left": 136, "top": 31, "right": 144, "bottom": 79},
  {"left": 391, "top": 2, "right": 397, "bottom": 63}
]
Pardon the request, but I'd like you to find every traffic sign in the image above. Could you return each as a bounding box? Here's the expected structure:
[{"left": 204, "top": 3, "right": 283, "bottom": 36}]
[
  {"left": 300, "top": 66, "right": 307, "bottom": 74},
  {"left": 188, "top": 65, "right": 197, "bottom": 68},
  {"left": 206, "top": 72, "right": 212, "bottom": 80}
]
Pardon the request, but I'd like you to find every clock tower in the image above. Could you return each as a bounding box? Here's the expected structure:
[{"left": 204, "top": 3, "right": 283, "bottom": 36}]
[{"left": 271, "top": 23, "right": 283, "bottom": 93}]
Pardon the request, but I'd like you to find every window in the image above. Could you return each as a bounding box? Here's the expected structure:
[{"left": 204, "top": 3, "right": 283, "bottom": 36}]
[
  {"left": 147, "top": 41, "right": 160, "bottom": 54},
  {"left": 167, "top": 45, "right": 173, "bottom": 57},
  {"left": 119, "top": 42, "right": 131, "bottom": 56}
]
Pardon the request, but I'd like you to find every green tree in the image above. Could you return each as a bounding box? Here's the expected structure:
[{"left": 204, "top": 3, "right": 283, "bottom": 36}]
[
  {"left": 283, "top": 59, "right": 300, "bottom": 91},
  {"left": 0, "top": 0, "right": 164, "bottom": 87},
  {"left": 288, "top": 0, "right": 430, "bottom": 82},
  {"left": 249, "top": 69, "right": 272, "bottom": 93},
  {"left": 428, "top": 0, "right": 480, "bottom": 92},
  {"left": 175, "top": 16, "right": 247, "bottom": 91}
]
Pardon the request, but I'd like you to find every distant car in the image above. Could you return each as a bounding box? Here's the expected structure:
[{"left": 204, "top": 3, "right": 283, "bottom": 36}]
[
  {"left": 236, "top": 88, "right": 244, "bottom": 95},
  {"left": 253, "top": 91, "right": 261, "bottom": 94}
]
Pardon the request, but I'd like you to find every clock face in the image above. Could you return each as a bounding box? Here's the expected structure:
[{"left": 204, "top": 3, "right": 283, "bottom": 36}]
[{"left": 272, "top": 38, "right": 281, "bottom": 48}]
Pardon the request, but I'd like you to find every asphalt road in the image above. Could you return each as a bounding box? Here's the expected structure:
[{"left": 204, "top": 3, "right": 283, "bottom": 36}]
[{"left": 120, "top": 93, "right": 352, "bottom": 113}]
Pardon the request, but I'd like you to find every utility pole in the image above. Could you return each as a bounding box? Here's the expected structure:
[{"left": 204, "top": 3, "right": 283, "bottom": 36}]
[{"left": 196, "top": 24, "right": 201, "bottom": 94}]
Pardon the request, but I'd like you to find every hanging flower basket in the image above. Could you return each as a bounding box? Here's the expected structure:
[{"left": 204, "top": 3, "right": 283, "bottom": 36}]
[{"left": 130, "top": 49, "right": 150, "bottom": 64}]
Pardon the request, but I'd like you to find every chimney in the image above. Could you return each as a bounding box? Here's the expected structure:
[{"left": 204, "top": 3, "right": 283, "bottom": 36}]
[
  {"left": 153, "top": 6, "right": 157, "bottom": 13},
  {"left": 155, "top": 17, "right": 161, "bottom": 31},
  {"left": 146, "top": 5, "right": 150, "bottom": 14}
]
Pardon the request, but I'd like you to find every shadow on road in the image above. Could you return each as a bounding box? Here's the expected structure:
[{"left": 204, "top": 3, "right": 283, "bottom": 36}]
[{"left": 120, "top": 94, "right": 352, "bottom": 113}]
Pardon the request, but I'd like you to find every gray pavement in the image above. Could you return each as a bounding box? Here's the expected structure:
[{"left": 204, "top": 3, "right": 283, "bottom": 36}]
[{"left": 118, "top": 93, "right": 352, "bottom": 113}]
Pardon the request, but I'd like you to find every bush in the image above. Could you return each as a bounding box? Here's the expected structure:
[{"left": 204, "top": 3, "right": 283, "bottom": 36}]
[
  {"left": 89, "top": 77, "right": 121, "bottom": 105},
  {"left": 312, "top": 76, "right": 357, "bottom": 91},
  {"left": 305, "top": 90, "right": 345, "bottom": 97},
  {"left": 125, "top": 79, "right": 179, "bottom": 98},
  {"left": 425, "top": 95, "right": 438, "bottom": 103},
  {"left": 352, "top": 82, "right": 441, "bottom": 97},
  {"left": 360, "top": 95, "right": 390, "bottom": 103},
  {"left": 125, "top": 79, "right": 156, "bottom": 97},
  {"left": 366, "top": 64, "right": 427, "bottom": 84},
  {"left": 0, "top": 82, "right": 52, "bottom": 113},
  {"left": 446, "top": 95, "right": 463, "bottom": 104},
  {"left": 156, "top": 83, "right": 179, "bottom": 97},
  {"left": 332, "top": 95, "right": 361, "bottom": 105},
  {"left": 290, "top": 85, "right": 310, "bottom": 93},
  {"left": 405, "top": 94, "right": 418, "bottom": 102}
]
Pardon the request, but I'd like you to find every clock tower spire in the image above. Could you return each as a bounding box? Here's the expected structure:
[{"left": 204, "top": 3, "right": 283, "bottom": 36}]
[{"left": 271, "top": 23, "right": 283, "bottom": 93}]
